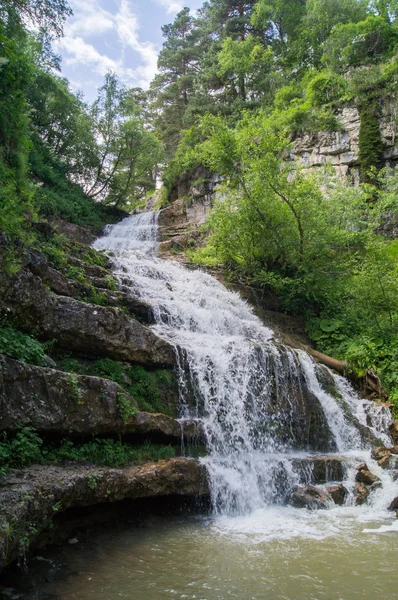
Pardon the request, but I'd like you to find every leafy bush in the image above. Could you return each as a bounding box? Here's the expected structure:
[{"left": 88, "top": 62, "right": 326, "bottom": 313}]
[
  {"left": 30, "top": 139, "right": 108, "bottom": 231},
  {"left": 0, "top": 324, "right": 48, "bottom": 365},
  {"left": 0, "top": 430, "right": 176, "bottom": 471},
  {"left": 0, "top": 428, "right": 43, "bottom": 470},
  {"left": 306, "top": 72, "right": 347, "bottom": 107}
]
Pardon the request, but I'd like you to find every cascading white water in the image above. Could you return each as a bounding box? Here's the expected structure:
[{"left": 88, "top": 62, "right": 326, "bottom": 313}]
[{"left": 94, "top": 212, "right": 397, "bottom": 523}]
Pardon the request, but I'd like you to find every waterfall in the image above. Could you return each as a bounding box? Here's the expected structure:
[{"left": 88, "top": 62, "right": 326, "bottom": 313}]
[{"left": 94, "top": 212, "right": 395, "bottom": 517}]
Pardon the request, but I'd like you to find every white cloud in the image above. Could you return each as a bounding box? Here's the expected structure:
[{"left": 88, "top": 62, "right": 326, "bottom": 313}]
[
  {"left": 115, "top": 0, "right": 158, "bottom": 87},
  {"left": 152, "top": 0, "right": 183, "bottom": 14},
  {"left": 56, "top": 0, "right": 161, "bottom": 91},
  {"left": 67, "top": 0, "right": 114, "bottom": 37},
  {"left": 57, "top": 35, "right": 137, "bottom": 81}
]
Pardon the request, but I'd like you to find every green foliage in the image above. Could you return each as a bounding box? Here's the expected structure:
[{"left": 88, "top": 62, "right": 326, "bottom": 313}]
[
  {"left": 117, "top": 392, "right": 138, "bottom": 422},
  {"left": 324, "top": 16, "right": 398, "bottom": 72},
  {"left": 44, "top": 439, "right": 177, "bottom": 468},
  {"left": 67, "top": 373, "right": 83, "bottom": 404},
  {"left": 358, "top": 101, "right": 384, "bottom": 180},
  {"left": 0, "top": 324, "right": 48, "bottom": 365},
  {"left": 0, "top": 428, "right": 43, "bottom": 470},
  {"left": 0, "top": 429, "right": 176, "bottom": 471},
  {"left": 184, "top": 111, "right": 398, "bottom": 405},
  {"left": 306, "top": 72, "right": 348, "bottom": 107},
  {"left": 56, "top": 356, "right": 175, "bottom": 415},
  {"left": 128, "top": 365, "right": 174, "bottom": 414}
]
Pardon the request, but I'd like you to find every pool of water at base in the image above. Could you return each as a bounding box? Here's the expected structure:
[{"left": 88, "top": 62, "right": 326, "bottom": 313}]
[{"left": 35, "top": 509, "right": 398, "bottom": 600}]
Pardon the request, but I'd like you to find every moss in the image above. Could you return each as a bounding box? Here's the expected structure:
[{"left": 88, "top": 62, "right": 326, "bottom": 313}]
[
  {"left": 358, "top": 100, "right": 384, "bottom": 183},
  {"left": 56, "top": 356, "right": 177, "bottom": 415}
]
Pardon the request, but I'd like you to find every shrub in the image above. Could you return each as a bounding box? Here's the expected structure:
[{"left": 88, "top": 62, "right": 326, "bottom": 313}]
[{"left": 0, "top": 324, "right": 47, "bottom": 365}]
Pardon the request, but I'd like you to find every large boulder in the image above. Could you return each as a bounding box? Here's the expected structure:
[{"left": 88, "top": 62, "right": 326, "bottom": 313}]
[
  {"left": 0, "top": 358, "right": 195, "bottom": 440},
  {"left": 0, "top": 458, "right": 209, "bottom": 571},
  {"left": 290, "top": 485, "right": 333, "bottom": 509},
  {"left": 43, "top": 296, "right": 174, "bottom": 366},
  {"left": 326, "top": 484, "right": 348, "bottom": 505}
]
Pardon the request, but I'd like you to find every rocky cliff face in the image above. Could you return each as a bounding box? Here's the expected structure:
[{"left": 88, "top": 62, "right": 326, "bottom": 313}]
[
  {"left": 158, "top": 167, "right": 223, "bottom": 257},
  {"left": 292, "top": 102, "right": 397, "bottom": 181},
  {"left": 158, "top": 102, "right": 398, "bottom": 252}
]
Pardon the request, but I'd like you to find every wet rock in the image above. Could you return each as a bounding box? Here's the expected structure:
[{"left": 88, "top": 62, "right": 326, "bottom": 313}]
[
  {"left": 388, "top": 496, "right": 398, "bottom": 511},
  {"left": 353, "top": 482, "right": 369, "bottom": 505},
  {"left": 310, "top": 457, "right": 346, "bottom": 483},
  {"left": 290, "top": 485, "right": 332, "bottom": 510},
  {"left": 372, "top": 446, "right": 391, "bottom": 469},
  {"left": 371, "top": 446, "right": 398, "bottom": 469},
  {"left": 389, "top": 421, "right": 398, "bottom": 445},
  {"left": 369, "top": 481, "right": 382, "bottom": 491},
  {"left": 0, "top": 459, "right": 209, "bottom": 571},
  {"left": 355, "top": 463, "right": 380, "bottom": 486},
  {"left": 0, "top": 358, "right": 194, "bottom": 440},
  {"left": 326, "top": 484, "right": 348, "bottom": 505},
  {"left": 290, "top": 456, "right": 347, "bottom": 484}
]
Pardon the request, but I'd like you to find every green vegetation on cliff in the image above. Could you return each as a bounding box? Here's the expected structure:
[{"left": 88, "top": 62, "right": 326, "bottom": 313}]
[{"left": 57, "top": 357, "right": 177, "bottom": 416}]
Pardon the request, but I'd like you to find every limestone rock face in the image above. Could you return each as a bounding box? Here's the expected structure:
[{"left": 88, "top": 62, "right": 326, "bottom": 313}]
[
  {"left": 49, "top": 217, "right": 96, "bottom": 245},
  {"left": 290, "top": 485, "right": 332, "bottom": 509},
  {"left": 0, "top": 358, "right": 194, "bottom": 440},
  {"left": 157, "top": 167, "right": 224, "bottom": 257},
  {"left": 292, "top": 103, "right": 398, "bottom": 185},
  {"left": 26, "top": 250, "right": 154, "bottom": 324},
  {"left": 0, "top": 459, "right": 209, "bottom": 571}
]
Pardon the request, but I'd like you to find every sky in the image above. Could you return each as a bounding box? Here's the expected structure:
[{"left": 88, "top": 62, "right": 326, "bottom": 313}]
[{"left": 54, "top": 0, "right": 203, "bottom": 102}]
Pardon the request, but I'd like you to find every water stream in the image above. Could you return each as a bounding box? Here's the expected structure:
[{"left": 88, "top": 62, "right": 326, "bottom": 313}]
[{"left": 41, "top": 210, "right": 398, "bottom": 599}]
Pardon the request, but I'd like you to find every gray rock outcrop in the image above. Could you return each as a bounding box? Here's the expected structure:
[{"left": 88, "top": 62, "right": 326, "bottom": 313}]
[
  {"left": 0, "top": 358, "right": 196, "bottom": 440},
  {"left": 0, "top": 459, "right": 209, "bottom": 571}
]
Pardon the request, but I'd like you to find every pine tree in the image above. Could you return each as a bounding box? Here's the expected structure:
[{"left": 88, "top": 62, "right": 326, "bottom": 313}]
[{"left": 150, "top": 8, "right": 203, "bottom": 152}]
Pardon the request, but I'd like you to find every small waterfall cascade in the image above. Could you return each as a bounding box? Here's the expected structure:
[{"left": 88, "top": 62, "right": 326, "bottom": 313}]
[{"left": 94, "top": 212, "right": 397, "bottom": 519}]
